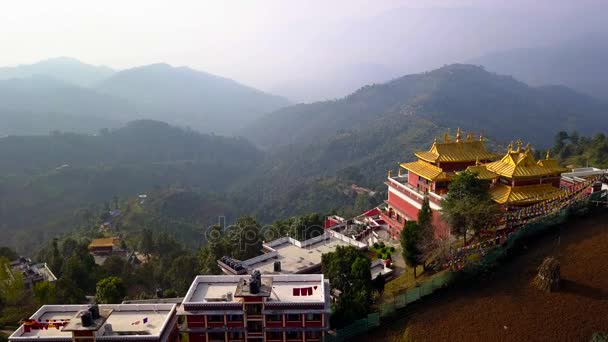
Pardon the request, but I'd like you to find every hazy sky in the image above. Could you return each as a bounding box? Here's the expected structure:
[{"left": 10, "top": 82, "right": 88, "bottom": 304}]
[{"left": 1, "top": 0, "right": 606, "bottom": 99}]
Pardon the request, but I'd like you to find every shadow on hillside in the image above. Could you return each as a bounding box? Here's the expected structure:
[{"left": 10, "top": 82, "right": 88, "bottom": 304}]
[{"left": 561, "top": 279, "right": 608, "bottom": 301}]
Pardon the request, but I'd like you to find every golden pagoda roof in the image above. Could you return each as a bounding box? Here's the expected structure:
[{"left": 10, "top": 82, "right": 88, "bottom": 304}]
[
  {"left": 415, "top": 130, "right": 497, "bottom": 163},
  {"left": 484, "top": 143, "right": 568, "bottom": 179},
  {"left": 465, "top": 164, "right": 499, "bottom": 180},
  {"left": 489, "top": 183, "right": 566, "bottom": 204},
  {"left": 400, "top": 160, "right": 450, "bottom": 181},
  {"left": 88, "top": 237, "right": 119, "bottom": 248}
]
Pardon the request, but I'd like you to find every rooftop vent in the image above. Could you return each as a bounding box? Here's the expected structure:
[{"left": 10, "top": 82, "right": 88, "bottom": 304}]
[
  {"left": 249, "top": 270, "right": 262, "bottom": 294},
  {"left": 81, "top": 311, "right": 93, "bottom": 327}
]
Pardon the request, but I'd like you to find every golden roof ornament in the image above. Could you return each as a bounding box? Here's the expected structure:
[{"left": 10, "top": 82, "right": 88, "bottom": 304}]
[
  {"left": 455, "top": 128, "right": 461, "bottom": 143},
  {"left": 516, "top": 139, "right": 523, "bottom": 153},
  {"left": 507, "top": 142, "right": 513, "bottom": 153},
  {"left": 467, "top": 132, "right": 474, "bottom": 141},
  {"left": 546, "top": 150, "right": 551, "bottom": 160},
  {"left": 479, "top": 132, "right": 483, "bottom": 141},
  {"left": 475, "top": 157, "right": 481, "bottom": 166},
  {"left": 525, "top": 143, "right": 531, "bottom": 153},
  {"left": 433, "top": 136, "right": 438, "bottom": 144},
  {"left": 388, "top": 169, "right": 392, "bottom": 178}
]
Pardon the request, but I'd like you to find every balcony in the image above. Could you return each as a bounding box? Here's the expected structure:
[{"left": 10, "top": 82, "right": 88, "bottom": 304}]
[{"left": 387, "top": 176, "right": 445, "bottom": 206}]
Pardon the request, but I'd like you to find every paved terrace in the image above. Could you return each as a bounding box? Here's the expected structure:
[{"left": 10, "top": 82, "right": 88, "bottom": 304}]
[{"left": 240, "top": 231, "right": 367, "bottom": 275}]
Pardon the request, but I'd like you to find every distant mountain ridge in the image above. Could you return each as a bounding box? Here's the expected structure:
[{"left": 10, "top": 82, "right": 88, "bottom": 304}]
[
  {"left": 469, "top": 33, "right": 608, "bottom": 101},
  {"left": 0, "top": 59, "right": 290, "bottom": 136},
  {"left": 0, "top": 57, "right": 115, "bottom": 87},
  {"left": 95, "top": 63, "right": 290, "bottom": 134},
  {"left": 244, "top": 64, "right": 607, "bottom": 149}
]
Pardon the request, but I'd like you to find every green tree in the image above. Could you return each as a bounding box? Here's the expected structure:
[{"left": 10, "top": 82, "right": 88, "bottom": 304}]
[
  {"left": 441, "top": 171, "right": 499, "bottom": 244},
  {"left": 417, "top": 196, "right": 435, "bottom": 270},
  {"left": 321, "top": 246, "right": 372, "bottom": 328},
  {"left": 227, "top": 216, "right": 262, "bottom": 260},
  {"left": 0, "top": 247, "right": 18, "bottom": 260},
  {"left": 139, "top": 229, "right": 154, "bottom": 260},
  {"left": 400, "top": 221, "right": 422, "bottom": 277},
  {"left": 33, "top": 281, "right": 57, "bottom": 306},
  {"left": 96, "top": 276, "right": 126, "bottom": 304},
  {"left": 166, "top": 254, "right": 199, "bottom": 295},
  {"left": 371, "top": 274, "right": 386, "bottom": 294}
]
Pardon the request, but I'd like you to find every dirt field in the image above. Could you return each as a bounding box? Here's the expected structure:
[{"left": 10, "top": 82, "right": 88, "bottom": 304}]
[{"left": 361, "top": 210, "right": 608, "bottom": 342}]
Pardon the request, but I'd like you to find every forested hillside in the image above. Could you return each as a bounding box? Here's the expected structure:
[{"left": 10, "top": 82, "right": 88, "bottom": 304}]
[
  {"left": 245, "top": 64, "right": 607, "bottom": 149},
  {"left": 0, "top": 120, "right": 261, "bottom": 252},
  {"left": 0, "top": 76, "right": 128, "bottom": 135}
]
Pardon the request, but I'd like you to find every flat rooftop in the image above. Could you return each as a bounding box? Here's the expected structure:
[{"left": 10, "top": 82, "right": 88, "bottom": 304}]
[
  {"left": 220, "top": 232, "right": 367, "bottom": 276},
  {"left": 183, "top": 274, "right": 327, "bottom": 305},
  {"left": 9, "top": 304, "right": 176, "bottom": 341},
  {"left": 254, "top": 237, "right": 351, "bottom": 274}
]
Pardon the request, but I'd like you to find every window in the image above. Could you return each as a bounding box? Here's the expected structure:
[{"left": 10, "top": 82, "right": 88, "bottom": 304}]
[
  {"left": 248, "top": 321, "right": 263, "bottom": 332},
  {"left": 208, "top": 332, "right": 225, "bottom": 342},
  {"left": 286, "top": 314, "right": 300, "bottom": 322},
  {"left": 286, "top": 331, "right": 302, "bottom": 340},
  {"left": 306, "top": 331, "right": 321, "bottom": 339},
  {"left": 227, "top": 314, "right": 242, "bottom": 322},
  {"left": 207, "top": 315, "right": 223, "bottom": 323},
  {"left": 305, "top": 313, "right": 322, "bottom": 321},
  {"left": 266, "top": 314, "right": 282, "bottom": 322},
  {"left": 266, "top": 332, "right": 283, "bottom": 340},
  {"left": 246, "top": 304, "right": 262, "bottom": 315},
  {"left": 396, "top": 213, "right": 401, "bottom": 223},
  {"left": 228, "top": 331, "right": 244, "bottom": 339}
]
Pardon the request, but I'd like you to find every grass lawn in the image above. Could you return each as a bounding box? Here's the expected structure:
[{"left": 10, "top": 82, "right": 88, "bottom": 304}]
[{"left": 382, "top": 265, "right": 429, "bottom": 302}]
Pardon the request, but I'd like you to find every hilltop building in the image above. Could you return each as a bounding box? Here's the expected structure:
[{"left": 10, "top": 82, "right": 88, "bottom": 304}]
[
  {"left": 88, "top": 237, "right": 120, "bottom": 255},
  {"left": 381, "top": 129, "right": 497, "bottom": 238},
  {"left": 468, "top": 141, "right": 569, "bottom": 206},
  {"left": 217, "top": 231, "right": 392, "bottom": 280},
  {"left": 8, "top": 304, "right": 178, "bottom": 342},
  {"left": 380, "top": 130, "right": 584, "bottom": 239},
  {"left": 180, "top": 273, "right": 329, "bottom": 342},
  {"left": 9, "top": 257, "right": 57, "bottom": 289}
]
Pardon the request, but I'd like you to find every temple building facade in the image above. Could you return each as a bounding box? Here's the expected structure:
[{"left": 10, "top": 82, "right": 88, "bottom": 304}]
[
  {"left": 380, "top": 129, "right": 497, "bottom": 239},
  {"left": 381, "top": 131, "right": 573, "bottom": 239}
]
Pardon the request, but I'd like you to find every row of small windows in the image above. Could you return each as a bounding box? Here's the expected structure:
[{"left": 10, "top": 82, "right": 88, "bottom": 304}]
[
  {"left": 267, "top": 313, "right": 322, "bottom": 321},
  {"left": 206, "top": 313, "right": 322, "bottom": 323}
]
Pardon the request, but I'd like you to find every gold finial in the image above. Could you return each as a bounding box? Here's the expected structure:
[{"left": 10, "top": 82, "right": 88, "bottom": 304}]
[
  {"left": 398, "top": 166, "right": 403, "bottom": 177},
  {"left": 479, "top": 132, "right": 483, "bottom": 141},
  {"left": 433, "top": 136, "right": 437, "bottom": 144},
  {"left": 546, "top": 150, "right": 551, "bottom": 160},
  {"left": 467, "top": 132, "right": 474, "bottom": 141},
  {"left": 475, "top": 157, "right": 481, "bottom": 166},
  {"left": 507, "top": 142, "right": 513, "bottom": 152},
  {"left": 525, "top": 143, "right": 531, "bottom": 153},
  {"left": 443, "top": 132, "right": 449, "bottom": 143},
  {"left": 455, "top": 128, "right": 461, "bottom": 142},
  {"left": 516, "top": 139, "right": 522, "bottom": 152},
  {"left": 388, "top": 169, "right": 392, "bottom": 178}
]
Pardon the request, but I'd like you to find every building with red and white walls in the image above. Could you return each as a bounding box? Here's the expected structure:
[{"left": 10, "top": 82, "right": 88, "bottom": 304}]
[
  {"left": 180, "top": 272, "right": 330, "bottom": 342},
  {"left": 380, "top": 129, "right": 497, "bottom": 239}
]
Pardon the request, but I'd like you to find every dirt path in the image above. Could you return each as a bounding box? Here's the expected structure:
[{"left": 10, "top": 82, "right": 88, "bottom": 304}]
[{"left": 357, "top": 210, "right": 608, "bottom": 342}]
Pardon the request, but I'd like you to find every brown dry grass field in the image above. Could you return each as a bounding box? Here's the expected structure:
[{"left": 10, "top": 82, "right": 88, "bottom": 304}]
[{"left": 357, "top": 210, "right": 608, "bottom": 342}]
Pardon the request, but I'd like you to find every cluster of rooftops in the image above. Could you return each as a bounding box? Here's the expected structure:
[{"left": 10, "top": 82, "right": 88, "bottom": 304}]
[
  {"left": 9, "top": 273, "right": 329, "bottom": 341},
  {"left": 398, "top": 129, "right": 571, "bottom": 205}
]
